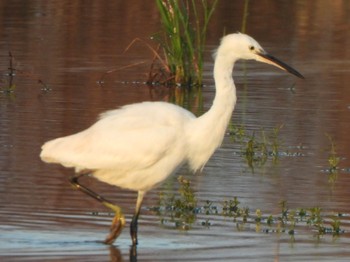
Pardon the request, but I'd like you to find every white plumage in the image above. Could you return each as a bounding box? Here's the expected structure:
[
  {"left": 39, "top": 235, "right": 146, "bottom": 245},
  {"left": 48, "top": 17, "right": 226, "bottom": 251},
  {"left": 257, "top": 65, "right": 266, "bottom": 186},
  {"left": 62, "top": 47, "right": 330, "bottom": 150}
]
[
  {"left": 40, "top": 33, "right": 303, "bottom": 245},
  {"left": 42, "top": 102, "right": 195, "bottom": 191}
]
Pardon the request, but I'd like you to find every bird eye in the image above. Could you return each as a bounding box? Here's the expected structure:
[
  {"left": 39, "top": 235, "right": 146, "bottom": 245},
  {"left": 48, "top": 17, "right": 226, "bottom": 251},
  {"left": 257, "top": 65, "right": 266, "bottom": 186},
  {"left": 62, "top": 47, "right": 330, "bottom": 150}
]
[{"left": 249, "top": 45, "right": 255, "bottom": 51}]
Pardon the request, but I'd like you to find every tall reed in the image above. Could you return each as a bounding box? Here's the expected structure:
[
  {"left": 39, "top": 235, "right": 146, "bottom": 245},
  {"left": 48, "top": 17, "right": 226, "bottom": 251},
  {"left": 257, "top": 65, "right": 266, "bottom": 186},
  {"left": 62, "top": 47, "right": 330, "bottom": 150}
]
[{"left": 154, "top": 0, "right": 218, "bottom": 87}]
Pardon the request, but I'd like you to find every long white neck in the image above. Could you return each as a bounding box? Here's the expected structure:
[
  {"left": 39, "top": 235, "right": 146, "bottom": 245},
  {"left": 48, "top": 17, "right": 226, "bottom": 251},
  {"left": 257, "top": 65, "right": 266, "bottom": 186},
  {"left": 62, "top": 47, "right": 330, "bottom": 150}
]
[
  {"left": 187, "top": 52, "right": 238, "bottom": 171},
  {"left": 210, "top": 53, "right": 238, "bottom": 122}
]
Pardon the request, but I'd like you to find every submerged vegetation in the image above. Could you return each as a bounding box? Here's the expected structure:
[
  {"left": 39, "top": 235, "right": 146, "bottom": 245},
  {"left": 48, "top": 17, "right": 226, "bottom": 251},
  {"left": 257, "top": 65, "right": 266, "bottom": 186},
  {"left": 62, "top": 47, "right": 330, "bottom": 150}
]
[
  {"left": 149, "top": 124, "right": 349, "bottom": 242},
  {"left": 1, "top": 52, "right": 16, "bottom": 94},
  {"left": 151, "top": 177, "right": 348, "bottom": 240},
  {"left": 229, "top": 124, "right": 285, "bottom": 172},
  {"left": 325, "top": 134, "right": 341, "bottom": 187},
  {"left": 151, "top": 0, "right": 218, "bottom": 87},
  {"left": 156, "top": 176, "right": 198, "bottom": 230},
  {"left": 0, "top": 51, "right": 48, "bottom": 95},
  {"left": 325, "top": 133, "right": 341, "bottom": 173}
]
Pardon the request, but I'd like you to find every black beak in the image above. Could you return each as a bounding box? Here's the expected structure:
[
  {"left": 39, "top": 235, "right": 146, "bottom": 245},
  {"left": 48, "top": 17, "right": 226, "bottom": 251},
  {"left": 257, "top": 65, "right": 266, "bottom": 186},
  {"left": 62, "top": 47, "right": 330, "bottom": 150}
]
[{"left": 257, "top": 52, "right": 304, "bottom": 79}]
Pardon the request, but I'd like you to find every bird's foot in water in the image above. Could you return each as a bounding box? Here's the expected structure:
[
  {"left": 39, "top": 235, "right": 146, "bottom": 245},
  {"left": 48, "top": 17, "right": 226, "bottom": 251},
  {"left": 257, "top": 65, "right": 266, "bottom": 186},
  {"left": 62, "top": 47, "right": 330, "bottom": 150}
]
[
  {"left": 104, "top": 214, "right": 126, "bottom": 245},
  {"left": 102, "top": 201, "right": 126, "bottom": 245}
]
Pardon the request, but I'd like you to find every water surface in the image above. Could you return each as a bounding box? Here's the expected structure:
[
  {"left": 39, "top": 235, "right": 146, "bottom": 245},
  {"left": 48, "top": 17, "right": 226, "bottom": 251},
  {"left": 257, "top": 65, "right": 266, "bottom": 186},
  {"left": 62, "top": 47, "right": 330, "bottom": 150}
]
[{"left": 1, "top": 0, "right": 350, "bottom": 261}]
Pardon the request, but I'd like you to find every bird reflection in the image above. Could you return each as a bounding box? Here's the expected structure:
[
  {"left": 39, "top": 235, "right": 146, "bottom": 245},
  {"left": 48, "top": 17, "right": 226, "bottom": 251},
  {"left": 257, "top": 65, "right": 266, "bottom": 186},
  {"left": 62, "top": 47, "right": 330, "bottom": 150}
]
[
  {"left": 108, "top": 244, "right": 137, "bottom": 262},
  {"left": 108, "top": 245, "right": 123, "bottom": 261},
  {"left": 129, "top": 244, "right": 137, "bottom": 262}
]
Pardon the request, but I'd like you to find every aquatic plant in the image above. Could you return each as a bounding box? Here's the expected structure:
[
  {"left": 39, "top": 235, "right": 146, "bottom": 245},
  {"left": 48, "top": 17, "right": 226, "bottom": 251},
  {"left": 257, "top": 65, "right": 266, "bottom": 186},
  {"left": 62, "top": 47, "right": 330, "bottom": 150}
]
[
  {"left": 325, "top": 133, "right": 340, "bottom": 173},
  {"left": 153, "top": 178, "right": 347, "bottom": 240},
  {"left": 298, "top": 208, "right": 307, "bottom": 220},
  {"left": 151, "top": 127, "right": 347, "bottom": 240},
  {"left": 240, "top": 0, "right": 250, "bottom": 33},
  {"left": 331, "top": 216, "right": 341, "bottom": 236},
  {"left": 307, "top": 207, "right": 325, "bottom": 234},
  {"left": 279, "top": 200, "right": 289, "bottom": 224},
  {"left": 244, "top": 133, "right": 268, "bottom": 170},
  {"left": 0, "top": 52, "right": 49, "bottom": 94},
  {"left": 228, "top": 123, "right": 246, "bottom": 143},
  {"left": 0, "top": 52, "right": 16, "bottom": 94},
  {"left": 222, "top": 197, "right": 241, "bottom": 217},
  {"left": 323, "top": 133, "right": 342, "bottom": 187},
  {"left": 177, "top": 176, "right": 197, "bottom": 209},
  {"left": 156, "top": 175, "right": 198, "bottom": 230},
  {"left": 153, "top": 0, "right": 218, "bottom": 87},
  {"left": 228, "top": 124, "right": 284, "bottom": 171}
]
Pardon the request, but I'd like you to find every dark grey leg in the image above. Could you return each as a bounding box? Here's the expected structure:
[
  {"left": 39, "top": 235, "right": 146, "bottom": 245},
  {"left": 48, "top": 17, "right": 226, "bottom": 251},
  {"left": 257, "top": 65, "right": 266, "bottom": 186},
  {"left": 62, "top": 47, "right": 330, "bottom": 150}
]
[
  {"left": 69, "top": 174, "right": 126, "bottom": 245},
  {"left": 130, "top": 191, "right": 145, "bottom": 245}
]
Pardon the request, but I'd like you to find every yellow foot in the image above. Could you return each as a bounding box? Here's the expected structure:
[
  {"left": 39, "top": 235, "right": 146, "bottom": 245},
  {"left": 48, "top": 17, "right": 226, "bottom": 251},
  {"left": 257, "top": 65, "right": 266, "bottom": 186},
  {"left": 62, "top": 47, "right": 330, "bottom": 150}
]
[{"left": 102, "top": 201, "right": 126, "bottom": 245}]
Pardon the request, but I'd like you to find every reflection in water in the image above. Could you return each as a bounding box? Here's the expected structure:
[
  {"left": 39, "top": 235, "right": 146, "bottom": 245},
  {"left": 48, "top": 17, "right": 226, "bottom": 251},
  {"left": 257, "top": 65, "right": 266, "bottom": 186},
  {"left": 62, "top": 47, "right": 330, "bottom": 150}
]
[
  {"left": 1, "top": 52, "right": 16, "bottom": 93},
  {"left": 109, "top": 245, "right": 123, "bottom": 262},
  {"left": 129, "top": 245, "right": 137, "bottom": 262},
  {"left": 1, "top": 0, "right": 350, "bottom": 261},
  {"left": 109, "top": 244, "right": 137, "bottom": 262},
  {"left": 154, "top": 177, "right": 350, "bottom": 242},
  {"left": 156, "top": 176, "right": 198, "bottom": 230}
]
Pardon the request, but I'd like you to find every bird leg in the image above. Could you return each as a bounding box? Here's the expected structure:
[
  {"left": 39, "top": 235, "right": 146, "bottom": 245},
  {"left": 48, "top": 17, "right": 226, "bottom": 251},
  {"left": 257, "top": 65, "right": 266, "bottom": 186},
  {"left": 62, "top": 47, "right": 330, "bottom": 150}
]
[
  {"left": 103, "top": 201, "right": 126, "bottom": 245},
  {"left": 130, "top": 191, "right": 145, "bottom": 245},
  {"left": 69, "top": 174, "right": 126, "bottom": 245},
  {"left": 130, "top": 211, "right": 140, "bottom": 245}
]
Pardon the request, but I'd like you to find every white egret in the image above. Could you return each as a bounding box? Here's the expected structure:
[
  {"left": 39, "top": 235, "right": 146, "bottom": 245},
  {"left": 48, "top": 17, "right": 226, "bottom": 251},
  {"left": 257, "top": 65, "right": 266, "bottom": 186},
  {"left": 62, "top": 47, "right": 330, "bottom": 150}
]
[{"left": 40, "top": 33, "right": 303, "bottom": 245}]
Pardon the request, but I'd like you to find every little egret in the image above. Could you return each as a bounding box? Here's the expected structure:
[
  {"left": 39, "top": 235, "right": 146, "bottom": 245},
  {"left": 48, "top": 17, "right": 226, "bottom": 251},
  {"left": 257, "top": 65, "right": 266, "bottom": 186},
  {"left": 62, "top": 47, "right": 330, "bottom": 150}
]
[{"left": 40, "top": 33, "right": 303, "bottom": 245}]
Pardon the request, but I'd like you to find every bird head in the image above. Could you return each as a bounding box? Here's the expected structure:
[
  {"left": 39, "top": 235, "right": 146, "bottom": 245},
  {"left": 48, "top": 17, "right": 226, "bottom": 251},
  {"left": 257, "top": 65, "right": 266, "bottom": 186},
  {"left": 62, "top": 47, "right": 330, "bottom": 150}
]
[{"left": 217, "top": 33, "right": 304, "bottom": 79}]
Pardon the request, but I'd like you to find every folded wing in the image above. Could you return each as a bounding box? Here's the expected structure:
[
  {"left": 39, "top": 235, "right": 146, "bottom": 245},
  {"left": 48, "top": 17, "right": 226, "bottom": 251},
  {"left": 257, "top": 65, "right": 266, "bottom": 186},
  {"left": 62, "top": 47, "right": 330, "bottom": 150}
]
[{"left": 40, "top": 102, "right": 194, "bottom": 173}]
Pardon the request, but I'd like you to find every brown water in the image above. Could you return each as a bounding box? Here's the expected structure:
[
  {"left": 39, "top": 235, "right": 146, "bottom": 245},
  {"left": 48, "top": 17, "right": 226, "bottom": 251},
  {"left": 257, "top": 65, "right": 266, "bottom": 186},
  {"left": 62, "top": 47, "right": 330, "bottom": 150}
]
[{"left": 1, "top": 0, "right": 350, "bottom": 261}]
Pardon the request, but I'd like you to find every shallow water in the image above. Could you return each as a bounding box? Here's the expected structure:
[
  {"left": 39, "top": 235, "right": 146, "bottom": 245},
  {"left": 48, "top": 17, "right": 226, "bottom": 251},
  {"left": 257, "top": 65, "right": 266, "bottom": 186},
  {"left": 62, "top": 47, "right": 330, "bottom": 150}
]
[{"left": 1, "top": 0, "right": 350, "bottom": 261}]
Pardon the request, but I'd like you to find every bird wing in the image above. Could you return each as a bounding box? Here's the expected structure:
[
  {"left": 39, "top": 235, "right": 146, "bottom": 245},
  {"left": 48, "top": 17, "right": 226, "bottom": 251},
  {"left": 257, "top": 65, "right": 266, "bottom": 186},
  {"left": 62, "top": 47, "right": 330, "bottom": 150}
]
[{"left": 41, "top": 102, "right": 194, "bottom": 173}]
